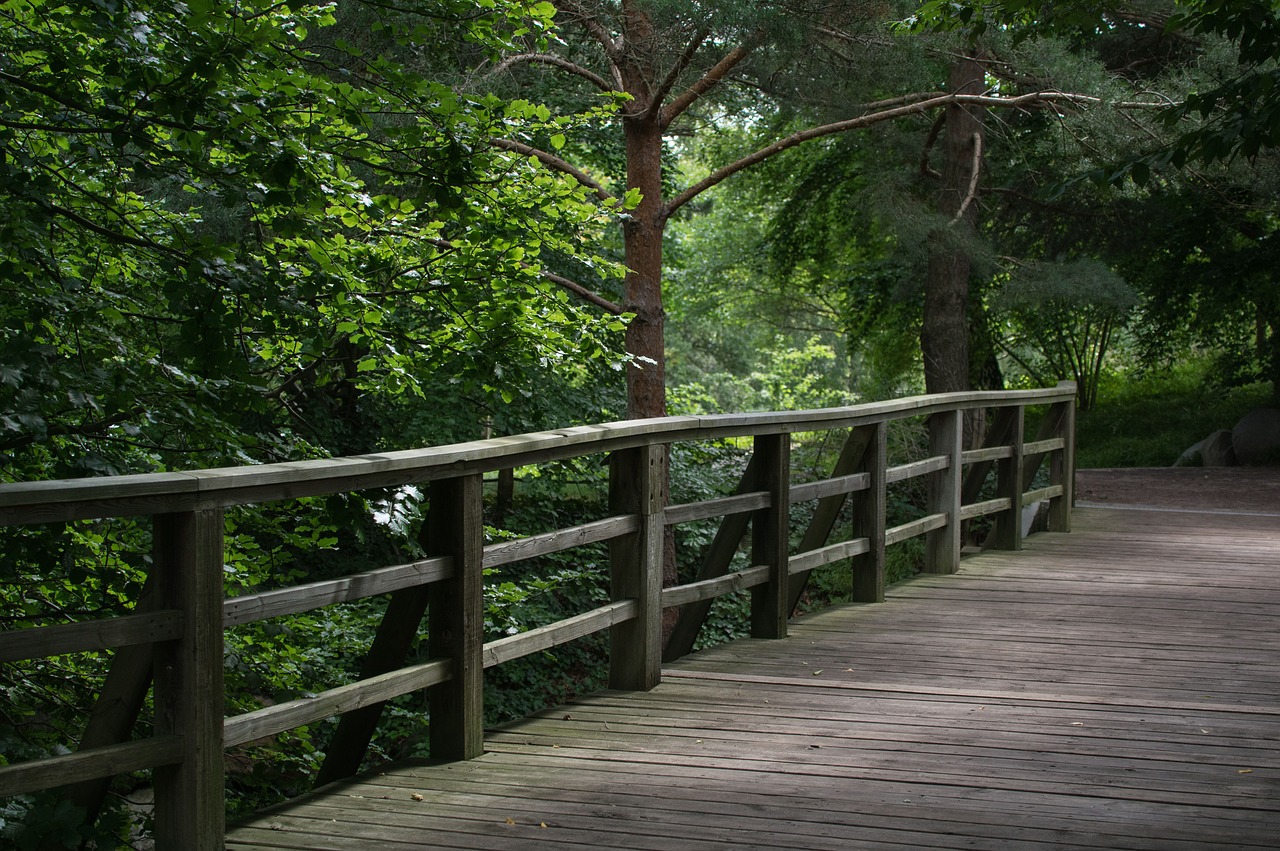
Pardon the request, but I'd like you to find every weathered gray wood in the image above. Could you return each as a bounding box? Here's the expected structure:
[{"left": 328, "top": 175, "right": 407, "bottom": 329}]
[
  {"left": 663, "top": 491, "right": 769, "bottom": 526},
  {"left": 0, "top": 386, "right": 1075, "bottom": 527},
  {"left": 1049, "top": 389, "right": 1077, "bottom": 532},
  {"left": 788, "top": 472, "right": 870, "bottom": 504},
  {"left": 662, "top": 455, "right": 758, "bottom": 662},
  {"left": 482, "top": 601, "right": 638, "bottom": 669},
  {"left": 0, "top": 609, "right": 181, "bottom": 663},
  {"left": 786, "top": 425, "right": 877, "bottom": 613},
  {"left": 1023, "top": 437, "right": 1066, "bottom": 455},
  {"left": 886, "top": 513, "right": 948, "bottom": 546},
  {"left": 65, "top": 583, "right": 158, "bottom": 823},
  {"left": 1024, "top": 484, "right": 1064, "bottom": 504},
  {"left": 787, "top": 538, "right": 871, "bottom": 575},
  {"left": 885, "top": 454, "right": 949, "bottom": 484},
  {"left": 924, "top": 410, "right": 962, "bottom": 574},
  {"left": 483, "top": 514, "right": 640, "bottom": 567},
  {"left": 661, "top": 565, "right": 772, "bottom": 608},
  {"left": 961, "top": 445, "right": 1013, "bottom": 464},
  {"left": 152, "top": 509, "right": 225, "bottom": 851},
  {"left": 959, "top": 497, "right": 1012, "bottom": 521},
  {"left": 851, "top": 422, "right": 887, "bottom": 604},
  {"left": 750, "top": 434, "right": 790, "bottom": 640},
  {"left": 609, "top": 444, "right": 664, "bottom": 691},
  {"left": 223, "top": 659, "right": 452, "bottom": 749},
  {"left": 223, "top": 556, "right": 453, "bottom": 627},
  {"left": 226, "top": 505, "right": 1280, "bottom": 851},
  {"left": 0, "top": 736, "right": 182, "bottom": 798},
  {"left": 315, "top": 549, "right": 439, "bottom": 783},
  {"left": 991, "top": 405, "right": 1025, "bottom": 550},
  {"left": 427, "top": 473, "right": 485, "bottom": 762}
]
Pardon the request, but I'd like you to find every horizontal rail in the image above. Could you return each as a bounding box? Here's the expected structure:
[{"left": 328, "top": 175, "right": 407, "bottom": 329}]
[
  {"left": 483, "top": 515, "right": 639, "bottom": 567},
  {"left": 665, "top": 492, "right": 769, "bottom": 526},
  {"left": 789, "top": 472, "right": 871, "bottom": 503},
  {"left": 223, "top": 658, "right": 454, "bottom": 748},
  {"left": 0, "top": 610, "right": 183, "bottom": 662},
  {"left": 960, "top": 497, "right": 1012, "bottom": 521},
  {"left": 0, "top": 736, "right": 183, "bottom": 797},
  {"left": 0, "top": 385, "right": 1077, "bottom": 526},
  {"left": 482, "top": 600, "right": 638, "bottom": 668},
  {"left": 886, "top": 455, "right": 949, "bottom": 484},
  {"left": 223, "top": 557, "right": 453, "bottom": 627},
  {"left": 787, "top": 538, "right": 872, "bottom": 575},
  {"left": 885, "top": 513, "right": 948, "bottom": 546},
  {"left": 1024, "top": 484, "right": 1065, "bottom": 504},
  {"left": 661, "top": 565, "right": 772, "bottom": 609},
  {"left": 1023, "top": 437, "right": 1065, "bottom": 455},
  {"left": 961, "top": 445, "right": 1013, "bottom": 464}
]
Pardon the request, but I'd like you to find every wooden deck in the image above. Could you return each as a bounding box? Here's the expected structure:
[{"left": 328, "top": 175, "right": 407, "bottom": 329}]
[{"left": 227, "top": 506, "right": 1280, "bottom": 850}]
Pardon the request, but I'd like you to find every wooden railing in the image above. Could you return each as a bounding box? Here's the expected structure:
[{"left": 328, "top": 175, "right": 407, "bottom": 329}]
[{"left": 0, "top": 383, "right": 1076, "bottom": 850}]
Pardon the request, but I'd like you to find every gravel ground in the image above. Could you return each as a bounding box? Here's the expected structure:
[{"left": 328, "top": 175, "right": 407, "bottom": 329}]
[{"left": 1075, "top": 466, "right": 1280, "bottom": 514}]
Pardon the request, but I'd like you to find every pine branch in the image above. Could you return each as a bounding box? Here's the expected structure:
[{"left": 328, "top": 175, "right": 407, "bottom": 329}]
[
  {"left": 646, "top": 25, "right": 711, "bottom": 121},
  {"left": 489, "top": 53, "right": 614, "bottom": 92},
  {"left": 661, "top": 36, "right": 761, "bottom": 129},
  {"left": 948, "top": 132, "right": 984, "bottom": 227}
]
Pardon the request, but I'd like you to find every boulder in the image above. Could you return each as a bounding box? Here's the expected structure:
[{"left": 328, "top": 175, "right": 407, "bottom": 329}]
[
  {"left": 1174, "top": 436, "right": 1206, "bottom": 467},
  {"left": 1200, "top": 429, "right": 1237, "bottom": 466},
  {"left": 1232, "top": 408, "right": 1280, "bottom": 466}
]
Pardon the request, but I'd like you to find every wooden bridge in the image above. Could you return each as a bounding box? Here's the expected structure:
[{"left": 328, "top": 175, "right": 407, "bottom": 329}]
[{"left": 3, "top": 384, "right": 1278, "bottom": 848}]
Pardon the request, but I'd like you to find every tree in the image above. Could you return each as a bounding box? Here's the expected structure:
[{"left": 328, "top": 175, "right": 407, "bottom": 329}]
[
  {"left": 0, "top": 0, "right": 627, "bottom": 481},
  {"left": 487, "top": 0, "right": 1137, "bottom": 418}
]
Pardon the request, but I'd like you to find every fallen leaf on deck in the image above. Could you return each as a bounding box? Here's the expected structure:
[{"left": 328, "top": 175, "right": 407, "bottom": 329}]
[
  {"left": 411, "top": 793, "right": 424, "bottom": 801},
  {"left": 505, "top": 817, "right": 516, "bottom": 825},
  {"left": 540, "top": 822, "right": 548, "bottom": 828},
  {"left": 813, "top": 670, "right": 823, "bottom": 676},
  {"left": 1238, "top": 769, "right": 1253, "bottom": 774}
]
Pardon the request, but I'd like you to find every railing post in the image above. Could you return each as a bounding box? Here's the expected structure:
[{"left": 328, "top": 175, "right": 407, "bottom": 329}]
[
  {"left": 750, "top": 433, "right": 790, "bottom": 639},
  {"left": 152, "top": 509, "right": 225, "bottom": 851},
  {"left": 427, "top": 473, "right": 485, "bottom": 761},
  {"left": 991, "top": 406, "right": 1025, "bottom": 551},
  {"left": 1048, "top": 383, "right": 1077, "bottom": 532},
  {"left": 925, "top": 409, "right": 962, "bottom": 574},
  {"left": 851, "top": 422, "right": 887, "bottom": 602},
  {"left": 608, "top": 444, "right": 664, "bottom": 691}
]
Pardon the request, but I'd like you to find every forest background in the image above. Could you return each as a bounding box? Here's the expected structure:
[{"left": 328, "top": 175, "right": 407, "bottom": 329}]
[{"left": 1, "top": 0, "right": 1277, "bottom": 846}]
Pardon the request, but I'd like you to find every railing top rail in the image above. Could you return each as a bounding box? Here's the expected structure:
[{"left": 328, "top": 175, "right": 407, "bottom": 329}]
[{"left": 0, "top": 384, "right": 1075, "bottom": 527}]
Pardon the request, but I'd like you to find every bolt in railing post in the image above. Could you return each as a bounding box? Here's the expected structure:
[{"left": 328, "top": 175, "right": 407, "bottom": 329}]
[
  {"left": 427, "top": 473, "right": 485, "bottom": 761},
  {"left": 608, "top": 444, "right": 664, "bottom": 691},
  {"left": 750, "top": 433, "right": 790, "bottom": 639},
  {"left": 992, "top": 405, "right": 1026, "bottom": 550},
  {"left": 925, "top": 409, "right": 963, "bottom": 574},
  {"left": 152, "top": 509, "right": 225, "bottom": 851},
  {"left": 851, "top": 422, "right": 887, "bottom": 602}
]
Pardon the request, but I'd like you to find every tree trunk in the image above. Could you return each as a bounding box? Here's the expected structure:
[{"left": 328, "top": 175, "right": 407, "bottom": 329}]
[
  {"left": 622, "top": 114, "right": 668, "bottom": 420},
  {"left": 922, "top": 55, "right": 986, "bottom": 396}
]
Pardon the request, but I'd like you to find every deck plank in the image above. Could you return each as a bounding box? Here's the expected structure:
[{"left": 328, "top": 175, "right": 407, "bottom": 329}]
[{"left": 226, "top": 507, "right": 1280, "bottom": 850}]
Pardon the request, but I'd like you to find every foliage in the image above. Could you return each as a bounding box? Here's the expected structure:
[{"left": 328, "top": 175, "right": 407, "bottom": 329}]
[
  {"left": 994, "top": 259, "right": 1139, "bottom": 409},
  {"left": 1076, "top": 358, "right": 1273, "bottom": 467}
]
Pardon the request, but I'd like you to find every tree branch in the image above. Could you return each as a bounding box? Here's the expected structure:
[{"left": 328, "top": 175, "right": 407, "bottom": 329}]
[
  {"left": 661, "top": 36, "right": 761, "bottom": 129},
  {"left": 666, "top": 90, "right": 1168, "bottom": 217},
  {"left": 489, "top": 138, "right": 618, "bottom": 205},
  {"left": 554, "top": 0, "right": 625, "bottom": 87},
  {"left": 489, "top": 53, "right": 614, "bottom": 92},
  {"left": 424, "top": 238, "right": 624, "bottom": 315},
  {"left": 646, "top": 25, "right": 711, "bottom": 121},
  {"left": 948, "top": 131, "right": 984, "bottom": 227}
]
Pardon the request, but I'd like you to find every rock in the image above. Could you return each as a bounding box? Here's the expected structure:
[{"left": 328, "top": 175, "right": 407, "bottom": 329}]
[
  {"left": 1173, "top": 437, "right": 1206, "bottom": 467},
  {"left": 1232, "top": 408, "right": 1280, "bottom": 466},
  {"left": 1200, "top": 429, "right": 1236, "bottom": 466}
]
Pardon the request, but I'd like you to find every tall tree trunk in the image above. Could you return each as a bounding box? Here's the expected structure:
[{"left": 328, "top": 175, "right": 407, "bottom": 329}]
[
  {"left": 622, "top": 114, "right": 668, "bottom": 420},
  {"left": 922, "top": 55, "right": 986, "bottom": 396}
]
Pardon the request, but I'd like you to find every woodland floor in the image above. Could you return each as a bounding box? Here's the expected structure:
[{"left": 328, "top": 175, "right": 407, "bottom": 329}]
[{"left": 1076, "top": 467, "right": 1280, "bottom": 514}]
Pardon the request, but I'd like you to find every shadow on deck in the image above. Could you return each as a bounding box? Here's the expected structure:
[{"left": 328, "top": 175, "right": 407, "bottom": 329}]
[{"left": 227, "top": 506, "right": 1280, "bottom": 850}]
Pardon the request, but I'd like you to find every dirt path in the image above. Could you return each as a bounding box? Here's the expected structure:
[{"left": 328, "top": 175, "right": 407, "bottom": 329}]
[{"left": 1076, "top": 467, "right": 1280, "bottom": 514}]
